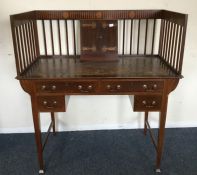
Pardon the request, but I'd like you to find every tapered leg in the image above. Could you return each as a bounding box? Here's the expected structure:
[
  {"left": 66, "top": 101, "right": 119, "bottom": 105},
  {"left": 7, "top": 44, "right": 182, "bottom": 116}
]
[
  {"left": 31, "top": 96, "right": 44, "bottom": 174},
  {"left": 144, "top": 111, "right": 148, "bottom": 135},
  {"left": 51, "top": 112, "right": 56, "bottom": 135},
  {"left": 156, "top": 95, "right": 168, "bottom": 172}
]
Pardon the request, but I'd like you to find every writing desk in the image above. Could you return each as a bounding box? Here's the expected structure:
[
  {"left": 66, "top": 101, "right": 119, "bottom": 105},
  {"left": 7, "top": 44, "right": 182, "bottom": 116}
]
[{"left": 10, "top": 10, "right": 188, "bottom": 174}]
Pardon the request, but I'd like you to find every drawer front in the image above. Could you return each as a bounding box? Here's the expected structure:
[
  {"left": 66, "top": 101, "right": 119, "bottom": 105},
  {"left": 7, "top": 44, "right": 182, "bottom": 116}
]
[
  {"left": 37, "top": 96, "right": 65, "bottom": 112},
  {"left": 133, "top": 95, "right": 162, "bottom": 111},
  {"left": 100, "top": 81, "right": 133, "bottom": 93},
  {"left": 100, "top": 80, "right": 163, "bottom": 93},
  {"left": 36, "top": 81, "right": 98, "bottom": 94},
  {"left": 133, "top": 81, "right": 164, "bottom": 92},
  {"left": 64, "top": 81, "right": 98, "bottom": 93},
  {"left": 36, "top": 82, "right": 66, "bottom": 93}
]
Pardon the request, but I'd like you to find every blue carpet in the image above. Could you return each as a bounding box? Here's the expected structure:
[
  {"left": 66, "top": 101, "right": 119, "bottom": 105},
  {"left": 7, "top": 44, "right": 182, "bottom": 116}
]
[{"left": 0, "top": 128, "right": 197, "bottom": 175}]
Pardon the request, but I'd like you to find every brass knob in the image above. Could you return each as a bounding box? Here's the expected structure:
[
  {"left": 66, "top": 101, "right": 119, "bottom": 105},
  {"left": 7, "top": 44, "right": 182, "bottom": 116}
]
[
  {"left": 142, "top": 100, "right": 147, "bottom": 105},
  {"left": 152, "top": 101, "right": 156, "bottom": 105},
  {"left": 43, "top": 101, "right": 47, "bottom": 105},
  {"left": 41, "top": 85, "right": 46, "bottom": 90},
  {"left": 52, "top": 85, "right": 56, "bottom": 90},
  {"left": 78, "top": 85, "right": 82, "bottom": 90},
  {"left": 88, "top": 85, "right": 92, "bottom": 90},
  {"left": 153, "top": 84, "right": 157, "bottom": 89},
  {"left": 116, "top": 85, "right": 121, "bottom": 89},
  {"left": 143, "top": 84, "right": 148, "bottom": 89},
  {"left": 53, "top": 101, "right": 57, "bottom": 105},
  {"left": 106, "top": 85, "right": 111, "bottom": 89}
]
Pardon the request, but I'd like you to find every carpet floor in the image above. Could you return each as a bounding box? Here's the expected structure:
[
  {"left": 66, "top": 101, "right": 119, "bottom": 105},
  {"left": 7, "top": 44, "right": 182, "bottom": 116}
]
[{"left": 0, "top": 128, "right": 197, "bottom": 175}]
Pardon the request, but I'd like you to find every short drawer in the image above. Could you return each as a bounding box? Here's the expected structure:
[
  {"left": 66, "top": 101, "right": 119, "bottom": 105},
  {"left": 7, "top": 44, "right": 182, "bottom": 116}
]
[
  {"left": 131, "top": 95, "right": 162, "bottom": 111},
  {"left": 36, "top": 82, "right": 65, "bottom": 93},
  {"left": 133, "top": 81, "right": 164, "bottom": 92},
  {"left": 36, "top": 81, "right": 98, "bottom": 94},
  {"left": 65, "top": 81, "right": 98, "bottom": 93},
  {"left": 100, "top": 81, "right": 132, "bottom": 93},
  {"left": 37, "top": 96, "right": 65, "bottom": 112}
]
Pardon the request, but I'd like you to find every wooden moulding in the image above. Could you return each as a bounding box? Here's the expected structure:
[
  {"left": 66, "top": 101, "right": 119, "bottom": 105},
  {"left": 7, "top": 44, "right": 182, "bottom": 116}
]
[{"left": 34, "top": 10, "right": 161, "bottom": 20}]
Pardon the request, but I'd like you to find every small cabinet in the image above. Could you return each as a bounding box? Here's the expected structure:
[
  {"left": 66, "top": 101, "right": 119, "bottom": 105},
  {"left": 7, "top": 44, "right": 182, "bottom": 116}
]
[{"left": 80, "top": 20, "right": 118, "bottom": 61}]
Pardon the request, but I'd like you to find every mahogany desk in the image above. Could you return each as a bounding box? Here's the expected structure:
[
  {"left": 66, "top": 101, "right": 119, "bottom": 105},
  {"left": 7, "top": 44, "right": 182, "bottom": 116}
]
[{"left": 10, "top": 10, "right": 188, "bottom": 174}]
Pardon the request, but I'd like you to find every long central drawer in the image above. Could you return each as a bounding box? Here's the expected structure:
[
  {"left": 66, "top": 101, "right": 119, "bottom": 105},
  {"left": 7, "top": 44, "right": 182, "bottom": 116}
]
[
  {"left": 36, "top": 81, "right": 99, "bottom": 94},
  {"left": 35, "top": 80, "right": 164, "bottom": 94}
]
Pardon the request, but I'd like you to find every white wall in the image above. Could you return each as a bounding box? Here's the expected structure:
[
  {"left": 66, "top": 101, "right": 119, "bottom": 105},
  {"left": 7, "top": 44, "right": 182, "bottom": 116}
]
[{"left": 0, "top": 0, "right": 197, "bottom": 133}]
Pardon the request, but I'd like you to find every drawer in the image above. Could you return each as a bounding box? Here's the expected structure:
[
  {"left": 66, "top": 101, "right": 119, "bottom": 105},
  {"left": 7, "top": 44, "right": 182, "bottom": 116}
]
[
  {"left": 36, "top": 81, "right": 98, "bottom": 94},
  {"left": 100, "top": 80, "right": 163, "bottom": 93},
  {"left": 132, "top": 95, "right": 162, "bottom": 111},
  {"left": 100, "top": 81, "right": 132, "bottom": 93},
  {"left": 36, "top": 82, "right": 66, "bottom": 93},
  {"left": 65, "top": 81, "right": 98, "bottom": 93},
  {"left": 133, "top": 81, "right": 164, "bottom": 92},
  {"left": 37, "top": 96, "right": 65, "bottom": 112}
]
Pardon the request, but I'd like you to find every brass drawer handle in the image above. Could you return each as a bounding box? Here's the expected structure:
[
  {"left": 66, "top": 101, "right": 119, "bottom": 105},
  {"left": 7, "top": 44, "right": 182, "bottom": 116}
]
[
  {"left": 142, "top": 100, "right": 157, "bottom": 108},
  {"left": 77, "top": 85, "right": 92, "bottom": 93},
  {"left": 51, "top": 85, "right": 56, "bottom": 90},
  {"left": 142, "top": 84, "right": 148, "bottom": 90},
  {"left": 116, "top": 85, "right": 121, "bottom": 90},
  {"left": 153, "top": 84, "right": 157, "bottom": 89},
  {"left": 43, "top": 101, "right": 47, "bottom": 105},
  {"left": 78, "top": 85, "right": 82, "bottom": 90},
  {"left": 142, "top": 84, "right": 158, "bottom": 91},
  {"left": 87, "top": 85, "right": 93, "bottom": 90},
  {"left": 43, "top": 100, "right": 57, "bottom": 109},
  {"left": 106, "top": 84, "right": 121, "bottom": 91},
  {"left": 41, "top": 85, "right": 46, "bottom": 90},
  {"left": 106, "top": 85, "right": 111, "bottom": 89},
  {"left": 142, "top": 100, "right": 147, "bottom": 105},
  {"left": 41, "top": 85, "right": 57, "bottom": 91}
]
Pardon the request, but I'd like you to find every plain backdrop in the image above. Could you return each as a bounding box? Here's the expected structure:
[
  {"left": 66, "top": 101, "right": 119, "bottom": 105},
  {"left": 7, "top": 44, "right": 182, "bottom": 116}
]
[{"left": 0, "top": 0, "right": 197, "bottom": 133}]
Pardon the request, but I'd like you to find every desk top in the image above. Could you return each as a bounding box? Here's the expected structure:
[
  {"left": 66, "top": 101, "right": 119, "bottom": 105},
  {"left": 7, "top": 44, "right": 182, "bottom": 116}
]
[{"left": 19, "top": 56, "right": 180, "bottom": 80}]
